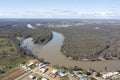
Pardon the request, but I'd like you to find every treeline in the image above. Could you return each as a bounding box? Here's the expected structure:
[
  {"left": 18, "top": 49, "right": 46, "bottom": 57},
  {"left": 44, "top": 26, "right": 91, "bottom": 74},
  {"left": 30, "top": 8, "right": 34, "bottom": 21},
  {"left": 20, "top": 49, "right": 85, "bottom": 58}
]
[
  {"left": 0, "top": 23, "right": 52, "bottom": 44},
  {"left": 51, "top": 23, "right": 120, "bottom": 60},
  {"left": 0, "top": 21, "right": 52, "bottom": 75},
  {"left": 0, "top": 22, "right": 52, "bottom": 57}
]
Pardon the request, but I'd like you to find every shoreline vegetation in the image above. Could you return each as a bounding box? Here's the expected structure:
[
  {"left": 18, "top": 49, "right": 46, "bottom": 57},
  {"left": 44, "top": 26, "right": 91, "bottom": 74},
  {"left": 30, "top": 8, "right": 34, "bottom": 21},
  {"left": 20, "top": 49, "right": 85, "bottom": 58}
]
[
  {"left": 50, "top": 22, "right": 120, "bottom": 61},
  {"left": 0, "top": 19, "right": 120, "bottom": 76},
  {"left": 0, "top": 21, "right": 53, "bottom": 75}
]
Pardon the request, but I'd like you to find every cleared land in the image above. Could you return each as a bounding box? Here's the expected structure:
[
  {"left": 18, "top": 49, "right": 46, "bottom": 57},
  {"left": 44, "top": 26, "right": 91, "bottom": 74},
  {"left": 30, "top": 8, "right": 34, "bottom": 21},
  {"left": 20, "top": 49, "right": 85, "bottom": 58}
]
[{"left": 0, "top": 68, "right": 25, "bottom": 80}]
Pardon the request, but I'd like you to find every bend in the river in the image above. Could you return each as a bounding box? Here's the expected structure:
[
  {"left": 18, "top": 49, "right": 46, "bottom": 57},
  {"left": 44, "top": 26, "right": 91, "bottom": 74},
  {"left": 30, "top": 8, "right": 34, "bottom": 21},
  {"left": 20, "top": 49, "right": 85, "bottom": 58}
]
[{"left": 22, "top": 31, "right": 120, "bottom": 71}]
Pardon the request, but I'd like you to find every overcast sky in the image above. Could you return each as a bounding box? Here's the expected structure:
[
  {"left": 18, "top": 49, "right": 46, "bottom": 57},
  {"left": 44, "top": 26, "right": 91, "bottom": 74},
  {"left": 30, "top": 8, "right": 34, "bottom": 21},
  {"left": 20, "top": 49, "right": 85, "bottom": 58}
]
[{"left": 0, "top": 0, "right": 120, "bottom": 19}]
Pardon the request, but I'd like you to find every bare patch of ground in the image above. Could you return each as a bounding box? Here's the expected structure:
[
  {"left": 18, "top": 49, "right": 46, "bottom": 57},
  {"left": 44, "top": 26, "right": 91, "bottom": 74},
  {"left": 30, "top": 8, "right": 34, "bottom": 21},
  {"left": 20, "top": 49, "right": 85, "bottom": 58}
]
[{"left": 0, "top": 68, "right": 25, "bottom": 80}]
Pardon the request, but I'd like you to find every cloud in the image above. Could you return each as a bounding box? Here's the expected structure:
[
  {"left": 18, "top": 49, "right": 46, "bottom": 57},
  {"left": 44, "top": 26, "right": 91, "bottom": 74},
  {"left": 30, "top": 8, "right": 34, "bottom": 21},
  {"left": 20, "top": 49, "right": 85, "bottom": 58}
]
[
  {"left": 94, "top": 10, "right": 120, "bottom": 18},
  {"left": 0, "top": 9, "right": 120, "bottom": 19},
  {"left": 0, "top": 12, "right": 18, "bottom": 17}
]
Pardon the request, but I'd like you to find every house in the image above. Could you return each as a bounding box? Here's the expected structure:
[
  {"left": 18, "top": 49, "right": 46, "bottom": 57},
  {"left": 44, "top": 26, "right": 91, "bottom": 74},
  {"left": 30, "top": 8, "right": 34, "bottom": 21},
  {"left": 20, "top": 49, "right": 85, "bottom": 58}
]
[
  {"left": 102, "top": 72, "right": 119, "bottom": 79},
  {"left": 28, "top": 63, "right": 34, "bottom": 67},
  {"left": 21, "top": 65, "right": 27, "bottom": 69},
  {"left": 51, "top": 69, "right": 58, "bottom": 75},
  {"left": 28, "top": 59, "right": 38, "bottom": 67},
  {"left": 29, "top": 74, "right": 36, "bottom": 79},
  {"left": 39, "top": 67, "right": 48, "bottom": 73},
  {"left": 20, "top": 64, "right": 27, "bottom": 69},
  {"left": 41, "top": 77, "right": 48, "bottom": 80},
  {"left": 28, "top": 59, "right": 38, "bottom": 64},
  {"left": 59, "top": 72, "right": 67, "bottom": 77},
  {"left": 49, "top": 69, "right": 58, "bottom": 78},
  {"left": 79, "top": 76, "right": 87, "bottom": 80},
  {"left": 39, "top": 63, "right": 43, "bottom": 66}
]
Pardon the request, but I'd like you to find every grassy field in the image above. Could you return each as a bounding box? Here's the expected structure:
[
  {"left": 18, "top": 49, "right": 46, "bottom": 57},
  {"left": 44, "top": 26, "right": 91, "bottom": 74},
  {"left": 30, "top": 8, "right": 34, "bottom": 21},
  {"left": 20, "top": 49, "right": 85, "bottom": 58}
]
[
  {"left": 0, "top": 38, "right": 17, "bottom": 55},
  {"left": 0, "top": 38, "right": 29, "bottom": 75}
]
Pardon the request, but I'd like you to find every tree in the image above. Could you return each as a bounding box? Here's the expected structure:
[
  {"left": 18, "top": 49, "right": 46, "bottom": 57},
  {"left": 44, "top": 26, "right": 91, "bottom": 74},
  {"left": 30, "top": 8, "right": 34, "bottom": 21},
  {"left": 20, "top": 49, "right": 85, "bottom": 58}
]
[
  {"left": 73, "top": 66, "right": 79, "bottom": 71},
  {"left": 38, "top": 58, "right": 44, "bottom": 63},
  {"left": 105, "top": 66, "right": 107, "bottom": 71},
  {"left": 68, "top": 67, "right": 74, "bottom": 73},
  {"left": 37, "top": 76, "right": 42, "bottom": 80},
  {"left": 96, "top": 72, "right": 101, "bottom": 77},
  {"left": 0, "top": 69, "right": 5, "bottom": 74}
]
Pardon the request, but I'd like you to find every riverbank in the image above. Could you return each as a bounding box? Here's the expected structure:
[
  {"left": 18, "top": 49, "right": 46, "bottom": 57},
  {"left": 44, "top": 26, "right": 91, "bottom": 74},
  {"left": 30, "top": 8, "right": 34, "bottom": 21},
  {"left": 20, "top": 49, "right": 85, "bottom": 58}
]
[
  {"left": 51, "top": 24, "right": 120, "bottom": 62},
  {"left": 19, "top": 59, "right": 120, "bottom": 80},
  {"left": 21, "top": 31, "right": 120, "bottom": 71}
]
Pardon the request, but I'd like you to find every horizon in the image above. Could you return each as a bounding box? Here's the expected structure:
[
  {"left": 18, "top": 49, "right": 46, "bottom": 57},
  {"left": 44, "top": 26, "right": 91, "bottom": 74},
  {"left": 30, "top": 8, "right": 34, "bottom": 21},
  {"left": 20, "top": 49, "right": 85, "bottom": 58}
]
[
  {"left": 0, "top": 0, "right": 120, "bottom": 19},
  {"left": 1, "top": 18, "right": 120, "bottom": 20}
]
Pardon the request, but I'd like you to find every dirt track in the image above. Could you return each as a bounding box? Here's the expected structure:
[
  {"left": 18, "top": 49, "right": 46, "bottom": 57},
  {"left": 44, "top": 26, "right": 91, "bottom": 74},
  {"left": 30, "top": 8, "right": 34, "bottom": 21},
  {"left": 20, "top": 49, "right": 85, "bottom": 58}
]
[{"left": 0, "top": 68, "right": 25, "bottom": 80}]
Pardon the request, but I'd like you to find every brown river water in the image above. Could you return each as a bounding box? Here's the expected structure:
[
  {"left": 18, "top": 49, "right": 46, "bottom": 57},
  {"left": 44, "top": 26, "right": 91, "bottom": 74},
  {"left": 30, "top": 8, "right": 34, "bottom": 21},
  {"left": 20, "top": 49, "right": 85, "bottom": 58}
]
[{"left": 22, "top": 31, "right": 120, "bottom": 71}]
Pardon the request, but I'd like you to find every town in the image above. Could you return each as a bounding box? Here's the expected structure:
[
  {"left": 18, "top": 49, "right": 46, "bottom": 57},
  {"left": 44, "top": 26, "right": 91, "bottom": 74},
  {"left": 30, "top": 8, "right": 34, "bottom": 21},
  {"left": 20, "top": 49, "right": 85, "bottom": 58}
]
[{"left": 13, "top": 59, "right": 120, "bottom": 80}]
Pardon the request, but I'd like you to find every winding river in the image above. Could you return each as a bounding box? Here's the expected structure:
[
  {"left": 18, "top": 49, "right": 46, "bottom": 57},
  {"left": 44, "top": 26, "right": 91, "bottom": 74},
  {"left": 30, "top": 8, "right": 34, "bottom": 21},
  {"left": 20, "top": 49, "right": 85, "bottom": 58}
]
[{"left": 22, "top": 32, "right": 120, "bottom": 71}]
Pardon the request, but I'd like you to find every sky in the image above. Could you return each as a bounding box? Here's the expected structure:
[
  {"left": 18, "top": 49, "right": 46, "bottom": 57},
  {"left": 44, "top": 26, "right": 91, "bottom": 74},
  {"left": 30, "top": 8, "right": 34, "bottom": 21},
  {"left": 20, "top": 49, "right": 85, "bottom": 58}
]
[{"left": 0, "top": 0, "right": 120, "bottom": 19}]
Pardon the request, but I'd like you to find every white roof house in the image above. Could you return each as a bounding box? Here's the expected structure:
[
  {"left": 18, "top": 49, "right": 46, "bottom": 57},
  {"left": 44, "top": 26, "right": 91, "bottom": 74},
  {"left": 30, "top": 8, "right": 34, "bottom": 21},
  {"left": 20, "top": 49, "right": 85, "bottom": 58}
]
[
  {"left": 28, "top": 63, "right": 34, "bottom": 67},
  {"left": 29, "top": 74, "right": 35, "bottom": 79},
  {"left": 20, "top": 64, "right": 27, "bottom": 69},
  {"left": 22, "top": 65, "right": 27, "bottom": 69},
  {"left": 59, "top": 72, "right": 67, "bottom": 77},
  {"left": 41, "top": 77, "right": 48, "bottom": 80},
  {"left": 51, "top": 69, "right": 58, "bottom": 74},
  {"left": 102, "top": 72, "right": 112, "bottom": 79},
  {"left": 102, "top": 72, "right": 119, "bottom": 79},
  {"left": 39, "top": 63, "right": 43, "bottom": 66},
  {"left": 112, "top": 72, "right": 119, "bottom": 75},
  {"left": 39, "top": 67, "right": 48, "bottom": 73}
]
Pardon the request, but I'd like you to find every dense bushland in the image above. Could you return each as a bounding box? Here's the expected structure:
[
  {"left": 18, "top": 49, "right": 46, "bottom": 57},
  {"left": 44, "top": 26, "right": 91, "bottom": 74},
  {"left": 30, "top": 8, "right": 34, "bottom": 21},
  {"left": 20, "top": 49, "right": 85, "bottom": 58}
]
[
  {"left": 0, "top": 20, "right": 52, "bottom": 74},
  {"left": 51, "top": 23, "right": 120, "bottom": 60}
]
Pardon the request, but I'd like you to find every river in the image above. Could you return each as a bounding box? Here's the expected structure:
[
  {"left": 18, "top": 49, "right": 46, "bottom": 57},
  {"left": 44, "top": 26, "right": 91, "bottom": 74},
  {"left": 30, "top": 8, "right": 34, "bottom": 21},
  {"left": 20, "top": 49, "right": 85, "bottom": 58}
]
[{"left": 22, "top": 31, "right": 120, "bottom": 71}]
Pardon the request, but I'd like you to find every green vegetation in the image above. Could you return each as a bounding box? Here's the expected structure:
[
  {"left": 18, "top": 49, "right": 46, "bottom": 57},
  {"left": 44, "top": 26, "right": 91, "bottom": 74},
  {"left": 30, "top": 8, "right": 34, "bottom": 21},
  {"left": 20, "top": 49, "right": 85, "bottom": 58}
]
[
  {"left": 0, "top": 38, "right": 16, "bottom": 55},
  {"left": 96, "top": 72, "right": 101, "bottom": 77},
  {"left": 60, "top": 76, "right": 69, "bottom": 80},
  {"left": 52, "top": 23, "right": 120, "bottom": 60},
  {"left": 74, "top": 77, "right": 79, "bottom": 80},
  {"left": 0, "top": 38, "right": 29, "bottom": 75},
  {"left": 37, "top": 76, "right": 42, "bottom": 80},
  {"left": 0, "top": 20, "right": 52, "bottom": 75},
  {"left": 0, "top": 23, "right": 52, "bottom": 44},
  {"left": 29, "top": 64, "right": 36, "bottom": 69}
]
